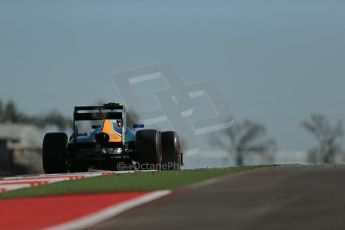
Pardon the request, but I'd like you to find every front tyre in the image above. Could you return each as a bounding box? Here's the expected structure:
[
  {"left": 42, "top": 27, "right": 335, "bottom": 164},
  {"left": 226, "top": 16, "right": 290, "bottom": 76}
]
[{"left": 42, "top": 132, "right": 68, "bottom": 174}]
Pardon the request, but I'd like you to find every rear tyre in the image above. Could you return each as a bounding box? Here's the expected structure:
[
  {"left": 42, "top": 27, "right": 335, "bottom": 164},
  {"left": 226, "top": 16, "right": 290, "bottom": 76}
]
[
  {"left": 161, "top": 131, "right": 181, "bottom": 170},
  {"left": 42, "top": 132, "right": 68, "bottom": 174},
  {"left": 134, "top": 130, "right": 161, "bottom": 170}
]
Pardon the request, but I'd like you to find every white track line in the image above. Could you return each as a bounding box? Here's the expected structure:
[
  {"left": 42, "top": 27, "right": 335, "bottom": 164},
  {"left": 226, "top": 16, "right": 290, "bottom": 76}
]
[
  {"left": 43, "top": 190, "right": 171, "bottom": 230},
  {"left": 0, "top": 170, "right": 157, "bottom": 192}
]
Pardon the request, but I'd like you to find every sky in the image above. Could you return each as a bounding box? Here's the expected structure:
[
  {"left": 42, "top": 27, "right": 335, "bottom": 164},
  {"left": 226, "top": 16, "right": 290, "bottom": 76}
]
[{"left": 0, "top": 0, "right": 344, "bottom": 151}]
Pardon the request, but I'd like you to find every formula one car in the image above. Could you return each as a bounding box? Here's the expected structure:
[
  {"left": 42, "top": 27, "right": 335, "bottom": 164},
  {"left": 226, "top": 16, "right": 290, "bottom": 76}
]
[{"left": 42, "top": 103, "right": 183, "bottom": 173}]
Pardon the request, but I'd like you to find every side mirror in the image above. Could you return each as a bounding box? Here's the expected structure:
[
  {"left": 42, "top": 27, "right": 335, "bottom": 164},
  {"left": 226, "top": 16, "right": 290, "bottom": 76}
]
[{"left": 133, "top": 124, "right": 144, "bottom": 129}]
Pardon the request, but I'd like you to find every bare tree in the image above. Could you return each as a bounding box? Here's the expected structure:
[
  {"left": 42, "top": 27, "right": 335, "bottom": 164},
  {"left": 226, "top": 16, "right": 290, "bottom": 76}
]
[
  {"left": 211, "top": 119, "right": 276, "bottom": 165},
  {"left": 302, "top": 114, "right": 344, "bottom": 163},
  {"left": 43, "top": 110, "right": 72, "bottom": 131},
  {"left": 0, "top": 100, "right": 72, "bottom": 130},
  {"left": 3, "top": 100, "right": 20, "bottom": 123}
]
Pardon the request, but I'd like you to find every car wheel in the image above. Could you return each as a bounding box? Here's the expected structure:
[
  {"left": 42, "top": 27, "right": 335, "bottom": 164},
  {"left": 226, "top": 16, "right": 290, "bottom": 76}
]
[
  {"left": 134, "top": 129, "right": 161, "bottom": 170},
  {"left": 42, "top": 132, "right": 68, "bottom": 174},
  {"left": 161, "top": 131, "right": 181, "bottom": 170},
  {"left": 69, "top": 164, "right": 89, "bottom": 173}
]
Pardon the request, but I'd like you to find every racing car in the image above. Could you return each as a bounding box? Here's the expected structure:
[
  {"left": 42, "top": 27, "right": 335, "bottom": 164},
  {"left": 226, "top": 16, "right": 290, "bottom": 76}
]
[{"left": 42, "top": 103, "right": 182, "bottom": 173}]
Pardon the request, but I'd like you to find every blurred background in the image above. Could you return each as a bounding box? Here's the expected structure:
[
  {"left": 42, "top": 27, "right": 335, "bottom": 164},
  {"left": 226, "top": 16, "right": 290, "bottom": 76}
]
[{"left": 1, "top": 0, "right": 345, "bottom": 175}]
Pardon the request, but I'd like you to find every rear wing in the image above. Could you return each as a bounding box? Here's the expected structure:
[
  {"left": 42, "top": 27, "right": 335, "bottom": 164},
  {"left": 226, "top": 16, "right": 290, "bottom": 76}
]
[{"left": 73, "top": 104, "right": 124, "bottom": 121}]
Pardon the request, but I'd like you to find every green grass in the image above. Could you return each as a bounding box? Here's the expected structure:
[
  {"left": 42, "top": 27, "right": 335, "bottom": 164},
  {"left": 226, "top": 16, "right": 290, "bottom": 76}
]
[{"left": 0, "top": 166, "right": 261, "bottom": 198}]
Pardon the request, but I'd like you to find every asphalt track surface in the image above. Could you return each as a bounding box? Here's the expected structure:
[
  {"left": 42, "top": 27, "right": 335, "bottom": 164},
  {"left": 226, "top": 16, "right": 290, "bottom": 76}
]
[{"left": 91, "top": 165, "right": 345, "bottom": 230}]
